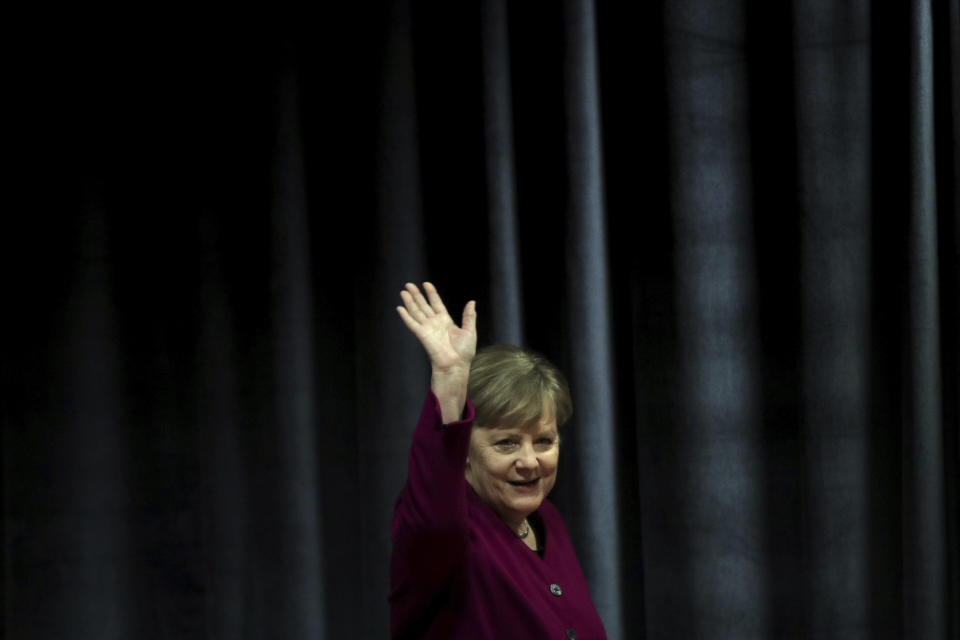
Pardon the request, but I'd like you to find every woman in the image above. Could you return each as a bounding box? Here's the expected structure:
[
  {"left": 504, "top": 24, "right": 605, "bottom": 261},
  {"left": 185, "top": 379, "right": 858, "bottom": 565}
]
[{"left": 390, "top": 282, "right": 606, "bottom": 639}]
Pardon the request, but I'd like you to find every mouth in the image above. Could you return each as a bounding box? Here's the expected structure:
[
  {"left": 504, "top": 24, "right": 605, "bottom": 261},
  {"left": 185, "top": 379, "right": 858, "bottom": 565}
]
[{"left": 508, "top": 478, "right": 540, "bottom": 488}]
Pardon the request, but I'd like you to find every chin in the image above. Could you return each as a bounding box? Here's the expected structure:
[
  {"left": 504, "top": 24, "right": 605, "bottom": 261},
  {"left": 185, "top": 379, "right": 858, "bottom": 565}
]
[{"left": 507, "top": 496, "right": 544, "bottom": 513}]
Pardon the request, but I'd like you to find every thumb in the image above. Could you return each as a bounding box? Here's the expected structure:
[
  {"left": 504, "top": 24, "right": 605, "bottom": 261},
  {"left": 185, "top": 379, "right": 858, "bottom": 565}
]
[{"left": 461, "top": 300, "right": 477, "bottom": 334}]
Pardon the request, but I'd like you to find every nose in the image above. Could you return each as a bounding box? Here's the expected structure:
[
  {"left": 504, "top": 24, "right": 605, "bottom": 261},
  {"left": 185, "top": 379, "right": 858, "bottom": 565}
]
[{"left": 514, "top": 442, "right": 539, "bottom": 471}]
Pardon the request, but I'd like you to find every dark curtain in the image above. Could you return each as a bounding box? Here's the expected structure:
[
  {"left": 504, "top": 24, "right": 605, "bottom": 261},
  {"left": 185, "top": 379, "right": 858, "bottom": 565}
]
[{"left": 4, "top": 0, "right": 958, "bottom": 638}]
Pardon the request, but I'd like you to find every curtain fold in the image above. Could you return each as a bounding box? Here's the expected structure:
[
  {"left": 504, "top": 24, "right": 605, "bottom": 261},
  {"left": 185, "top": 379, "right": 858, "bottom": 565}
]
[
  {"left": 794, "top": 0, "right": 872, "bottom": 635},
  {"left": 481, "top": 0, "right": 525, "bottom": 346},
  {"left": 902, "top": 2, "right": 947, "bottom": 637},
  {"left": 267, "top": 61, "right": 326, "bottom": 638},
  {"left": 3, "top": 1, "right": 957, "bottom": 638},
  {"left": 197, "top": 217, "right": 248, "bottom": 638},
  {"left": 358, "top": 1, "right": 431, "bottom": 635},
  {"left": 660, "top": 1, "right": 768, "bottom": 636},
  {"left": 561, "top": 0, "right": 623, "bottom": 635}
]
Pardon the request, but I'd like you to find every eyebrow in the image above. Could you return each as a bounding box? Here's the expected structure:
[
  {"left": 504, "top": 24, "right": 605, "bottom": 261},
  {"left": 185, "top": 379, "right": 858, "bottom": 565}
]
[{"left": 488, "top": 428, "right": 558, "bottom": 438}]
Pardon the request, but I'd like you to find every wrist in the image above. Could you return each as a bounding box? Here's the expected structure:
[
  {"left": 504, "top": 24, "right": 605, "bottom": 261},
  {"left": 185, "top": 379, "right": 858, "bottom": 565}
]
[
  {"left": 430, "top": 368, "right": 469, "bottom": 424},
  {"left": 432, "top": 389, "right": 468, "bottom": 424},
  {"left": 430, "top": 363, "right": 471, "bottom": 379}
]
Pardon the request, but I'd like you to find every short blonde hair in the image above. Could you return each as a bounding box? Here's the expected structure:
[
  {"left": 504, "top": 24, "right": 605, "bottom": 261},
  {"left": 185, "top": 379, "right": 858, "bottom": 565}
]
[{"left": 467, "top": 344, "right": 573, "bottom": 428}]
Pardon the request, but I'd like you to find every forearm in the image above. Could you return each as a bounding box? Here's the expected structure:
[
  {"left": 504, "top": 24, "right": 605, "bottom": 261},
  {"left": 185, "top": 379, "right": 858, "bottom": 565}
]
[
  {"left": 430, "top": 366, "right": 469, "bottom": 424},
  {"left": 394, "top": 390, "right": 475, "bottom": 538},
  {"left": 390, "top": 390, "right": 475, "bottom": 626}
]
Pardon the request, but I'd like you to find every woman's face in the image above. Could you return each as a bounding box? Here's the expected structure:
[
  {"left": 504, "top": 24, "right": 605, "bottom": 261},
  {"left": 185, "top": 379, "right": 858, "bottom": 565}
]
[{"left": 464, "top": 409, "right": 559, "bottom": 527}]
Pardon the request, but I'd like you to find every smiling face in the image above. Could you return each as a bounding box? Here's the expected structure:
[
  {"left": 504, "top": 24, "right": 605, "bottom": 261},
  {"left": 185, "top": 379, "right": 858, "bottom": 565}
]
[{"left": 464, "top": 408, "right": 559, "bottom": 529}]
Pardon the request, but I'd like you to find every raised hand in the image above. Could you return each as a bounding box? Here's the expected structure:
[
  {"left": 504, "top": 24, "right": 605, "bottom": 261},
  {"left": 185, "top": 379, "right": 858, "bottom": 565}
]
[
  {"left": 397, "top": 282, "right": 477, "bottom": 422},
  {"left": 397, "top": 282, "right": 477, "bottom": 374}
]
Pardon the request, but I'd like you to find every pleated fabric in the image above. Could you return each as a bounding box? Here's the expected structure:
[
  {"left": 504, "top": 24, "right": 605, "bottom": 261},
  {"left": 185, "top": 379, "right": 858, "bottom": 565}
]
[{"left": 3, "top": 1, "right": 957, "bottom": 638}]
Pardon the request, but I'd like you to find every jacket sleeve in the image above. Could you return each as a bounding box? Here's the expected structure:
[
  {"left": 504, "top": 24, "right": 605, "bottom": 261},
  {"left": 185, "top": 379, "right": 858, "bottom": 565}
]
[
  {"left": 389, "top": 391, "right": 474, "bottom": 633},
  {"left": 389, "top": 390, "right": 475, "bottom": 634}
]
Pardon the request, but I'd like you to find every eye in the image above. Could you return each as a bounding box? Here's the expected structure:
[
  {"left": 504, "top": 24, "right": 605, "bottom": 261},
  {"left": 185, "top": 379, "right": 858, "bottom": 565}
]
[
  {"left": 494, "top": 439, "right": 518, "bottom": 450},
  {"left": 534, "top": 437, "right": 555, "bottom": 450}
]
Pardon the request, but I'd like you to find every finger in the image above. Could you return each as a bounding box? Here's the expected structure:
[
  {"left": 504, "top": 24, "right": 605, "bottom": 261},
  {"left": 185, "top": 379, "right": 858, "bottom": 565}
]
[
  {"left": 406, "top": 282, "right": 435, "bottom": 317},
  {"left": 400, "top": 289, "right": 427, "bottom": 322},
  {"left": 422, "top": 282, "right": 448, "bottom": 315},
  {"left": 396, "top": 305, "right": 423, "bottom": 334},
  {"left": 461, "top": 300, "right": 477, "bottom": 334}
]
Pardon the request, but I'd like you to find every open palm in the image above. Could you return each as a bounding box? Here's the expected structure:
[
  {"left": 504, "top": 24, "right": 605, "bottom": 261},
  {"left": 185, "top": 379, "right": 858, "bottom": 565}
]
[{"left": 397, "top": 282, "right": 477, "bottom": 373}]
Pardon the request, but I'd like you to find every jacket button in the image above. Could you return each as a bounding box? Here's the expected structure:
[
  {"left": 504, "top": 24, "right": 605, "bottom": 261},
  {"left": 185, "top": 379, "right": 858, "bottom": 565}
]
[
  {"left": 566, "top": 629, "right": 577, "bottom": 639},
  {"left": 550, "top": 583, "right": 563, "bottom": 597}
]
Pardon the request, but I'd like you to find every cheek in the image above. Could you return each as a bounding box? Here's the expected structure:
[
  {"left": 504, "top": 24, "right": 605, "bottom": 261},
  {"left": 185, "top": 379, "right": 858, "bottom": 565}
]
[
  {"left": 541, "top": 457, "right": 559, "bottom": 494},
  {"left": 542, "top": 450, "right": 559, "bottom": 475},
  {"left": 474, "top": 453, "right": 512, "bottom": 483},
  {"left": 491, "top": 458, "right": 515, "bottom": 481}
]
